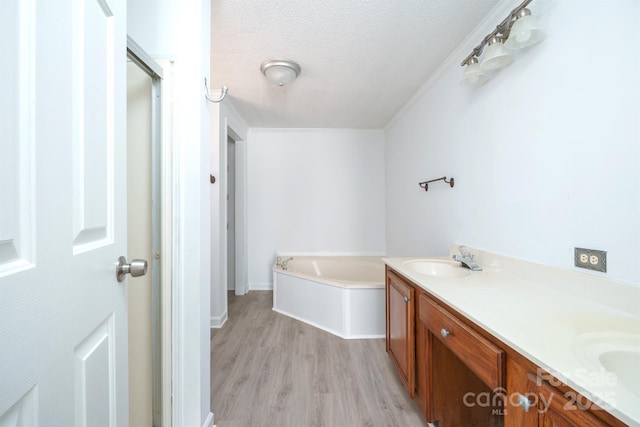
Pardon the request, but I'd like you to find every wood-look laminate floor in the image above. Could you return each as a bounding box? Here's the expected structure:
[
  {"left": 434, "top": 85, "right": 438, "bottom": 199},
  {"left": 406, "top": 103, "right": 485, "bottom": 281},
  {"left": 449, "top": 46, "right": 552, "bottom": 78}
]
[{"left": 210, "top": 291, "right": 428, "bottom": 427}]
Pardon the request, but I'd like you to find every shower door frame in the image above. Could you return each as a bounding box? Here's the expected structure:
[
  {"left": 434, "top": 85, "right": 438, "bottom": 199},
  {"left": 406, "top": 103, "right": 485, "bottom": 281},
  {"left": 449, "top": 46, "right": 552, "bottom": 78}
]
[{"left": 126, "top": 36, "right": 170, "bottom": 427}]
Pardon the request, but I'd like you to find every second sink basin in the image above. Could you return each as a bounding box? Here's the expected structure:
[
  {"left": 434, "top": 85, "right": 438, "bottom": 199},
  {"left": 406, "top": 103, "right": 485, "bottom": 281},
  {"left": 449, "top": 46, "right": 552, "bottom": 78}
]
[
  {"left": 600, "top": 350, "right": 640, "bottom": 394},
  {"left": 573, "top": 332, "right": 640, "bottom": 397},
  {"left": 403, "top": 258, "right": 470, "bottom": 278}
]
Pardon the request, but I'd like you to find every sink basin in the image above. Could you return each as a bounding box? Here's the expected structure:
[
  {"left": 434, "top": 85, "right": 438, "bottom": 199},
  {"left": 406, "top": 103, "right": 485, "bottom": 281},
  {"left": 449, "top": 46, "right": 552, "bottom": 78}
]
[
  {"left": 573, "top": 332, "right": 640, "bottom": 396},
  {"left": 600, "top": 350, "right": 640, "bottom": 394},
  {"left": 403, "top": 258, "right": 470, "bottom": 278}
]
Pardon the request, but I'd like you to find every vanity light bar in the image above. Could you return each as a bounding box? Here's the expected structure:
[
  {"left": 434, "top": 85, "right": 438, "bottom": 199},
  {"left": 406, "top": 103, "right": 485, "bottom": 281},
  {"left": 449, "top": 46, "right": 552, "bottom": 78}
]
[
  {"left": 460, "top": 0, "right": 535, "bottom": 67},
  {"left": 460, "top": 0, "right": 543, "bottom": 87}
]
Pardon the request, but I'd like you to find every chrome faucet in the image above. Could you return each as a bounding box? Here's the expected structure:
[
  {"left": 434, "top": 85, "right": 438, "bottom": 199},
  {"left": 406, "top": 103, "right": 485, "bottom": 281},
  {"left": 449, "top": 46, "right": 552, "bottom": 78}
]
[
  {"left": 452, "top": 246, "right": 482, "bottom": 271},
  {"left": 276, "top": 256, "right": 293, "bottom": 270}
]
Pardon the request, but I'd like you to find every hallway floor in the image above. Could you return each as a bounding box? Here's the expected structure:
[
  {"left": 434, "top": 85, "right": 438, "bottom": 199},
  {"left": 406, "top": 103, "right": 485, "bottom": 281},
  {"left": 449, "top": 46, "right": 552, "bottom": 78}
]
[{"left": 210, "top": 291, "right": 427, "bottom": 427}]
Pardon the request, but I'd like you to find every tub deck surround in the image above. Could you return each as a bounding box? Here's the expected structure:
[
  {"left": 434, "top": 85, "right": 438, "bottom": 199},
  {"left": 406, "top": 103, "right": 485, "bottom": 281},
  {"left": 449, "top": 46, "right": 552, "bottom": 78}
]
[
  {"left": 275, "top": 255, "right": 385, "bottom": 288},
  {"left": 272, "top": 256, "right": 385, "bottom": 339},
  {"left": 384, "top": 248, "right": 640, "bottom": 426}
]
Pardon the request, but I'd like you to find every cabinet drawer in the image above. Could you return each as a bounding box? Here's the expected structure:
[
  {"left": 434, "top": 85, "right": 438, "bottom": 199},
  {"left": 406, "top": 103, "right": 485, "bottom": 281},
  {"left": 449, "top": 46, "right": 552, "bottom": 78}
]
[{"left": 419, "top": 294, "right": 504, "bottom": 390}]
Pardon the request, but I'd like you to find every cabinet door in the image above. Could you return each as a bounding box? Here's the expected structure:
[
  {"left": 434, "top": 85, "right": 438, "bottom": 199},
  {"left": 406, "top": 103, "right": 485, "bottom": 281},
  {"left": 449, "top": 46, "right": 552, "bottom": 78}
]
[
  {"left": 386, "top": 270, "right": 415, "bottom": 397},
  {"left": 505, "top": 358, "right": 539, "bottom": 427},
  {"left": 537, "top": 381, "right": 606, "bottom": 427}
]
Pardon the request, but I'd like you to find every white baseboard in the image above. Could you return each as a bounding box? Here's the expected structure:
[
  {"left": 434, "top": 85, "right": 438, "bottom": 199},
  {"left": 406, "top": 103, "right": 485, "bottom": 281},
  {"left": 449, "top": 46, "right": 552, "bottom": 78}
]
[
  {"left": 249, "top": 281, "right": 273, "bottom": 290},
  {"left": 202, "top": 412, "right": 214, "bottom": 427},
  {"left": 210, "top": 311, "right": 228, "bottom": 328}
]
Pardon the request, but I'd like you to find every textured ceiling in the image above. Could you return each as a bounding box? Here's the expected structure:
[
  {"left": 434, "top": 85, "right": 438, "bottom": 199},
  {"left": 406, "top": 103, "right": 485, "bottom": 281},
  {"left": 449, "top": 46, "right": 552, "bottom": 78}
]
[{"left": 211, "top": 0, "right": 501, "bottom": 129}]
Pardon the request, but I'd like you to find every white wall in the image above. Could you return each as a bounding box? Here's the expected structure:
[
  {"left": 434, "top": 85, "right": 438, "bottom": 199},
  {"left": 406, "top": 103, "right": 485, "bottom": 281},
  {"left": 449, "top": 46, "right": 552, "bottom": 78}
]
[
  {"left": 385, "top": 0, "right": 640, "bottom": 284},
  {"left": 128, "top": 1, "right": 214, "bottom": 426},
  {"left": 248, "top": 129, "right": 386, "bottom": 288}
]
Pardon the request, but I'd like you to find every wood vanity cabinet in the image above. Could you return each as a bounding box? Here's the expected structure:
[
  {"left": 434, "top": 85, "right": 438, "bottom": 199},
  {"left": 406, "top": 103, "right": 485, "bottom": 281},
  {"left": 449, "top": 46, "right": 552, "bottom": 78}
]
[
  {"left": 385, "top": 269, "right": 415, "bottom": 397},
  {"left": 386, "top": 267, "right": 504, "bottom": 424},
  {"left": 385, "top": 266, "right": 629, "bottom": 427}
]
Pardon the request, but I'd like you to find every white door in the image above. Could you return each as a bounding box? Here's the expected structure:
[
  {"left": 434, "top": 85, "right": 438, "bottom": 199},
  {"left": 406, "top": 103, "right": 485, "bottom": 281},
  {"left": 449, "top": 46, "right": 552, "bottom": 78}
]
[{"left": 0, "top": 0, "right": 129, "bottom": 426}]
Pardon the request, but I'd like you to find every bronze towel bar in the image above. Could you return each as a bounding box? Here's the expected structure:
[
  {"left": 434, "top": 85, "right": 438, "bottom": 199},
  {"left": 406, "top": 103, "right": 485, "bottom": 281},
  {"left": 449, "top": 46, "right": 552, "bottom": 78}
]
[{"left": 418, "top": 176, "right": 454, "bottom": 192}]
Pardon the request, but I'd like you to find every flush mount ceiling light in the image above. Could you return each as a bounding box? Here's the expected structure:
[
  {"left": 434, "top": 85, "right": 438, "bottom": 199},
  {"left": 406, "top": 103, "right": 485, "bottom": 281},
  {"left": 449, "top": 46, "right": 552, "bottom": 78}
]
[
  {"left": 460, "top": 0, "right": 544, "bottom": 87},
  {"left": 260, "top": 59, "right": 301, "bottom": 86}
]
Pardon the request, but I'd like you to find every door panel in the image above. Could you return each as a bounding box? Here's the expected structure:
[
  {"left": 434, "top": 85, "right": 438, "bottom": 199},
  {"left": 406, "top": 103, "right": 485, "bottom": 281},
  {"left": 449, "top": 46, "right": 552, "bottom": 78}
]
[
  {"left": 72, "top": 0, "right": 115, "bottom": 252},
  {"left": 0, "top": 0, "right": 128, "bottom": 425},
  {"left": 74, "top": 315, "right": 116, "bottom": 427},
  {"left": 0, "top": 387, "right": 37, "bottom": 427},
  {"left": 0, "top": 0, "right": 35, "bottom": 275}
]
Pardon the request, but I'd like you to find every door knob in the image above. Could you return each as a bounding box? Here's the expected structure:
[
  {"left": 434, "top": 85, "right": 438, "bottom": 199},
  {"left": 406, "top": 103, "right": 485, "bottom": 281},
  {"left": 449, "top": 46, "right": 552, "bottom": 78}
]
[{"left": 116, "top": 256, "right": 148, "bottom": 282}]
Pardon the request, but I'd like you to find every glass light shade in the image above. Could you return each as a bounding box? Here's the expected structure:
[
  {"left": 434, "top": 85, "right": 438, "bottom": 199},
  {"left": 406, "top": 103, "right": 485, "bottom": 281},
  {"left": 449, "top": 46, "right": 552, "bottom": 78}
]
[
  {"left": 264, "top": 65, "right": 297, "bottom": 86},
  {"left": 480, "top": 38, "right": 513, "bottom": 71},
  {"left": 460, "top": 61, "right": 488, "bottom": 87},
  {"left": 260, "top": 59, "right": 301, "bottom": 86},
  {"left": 505, "top": 15, "right": 543, "bottom": 49}
]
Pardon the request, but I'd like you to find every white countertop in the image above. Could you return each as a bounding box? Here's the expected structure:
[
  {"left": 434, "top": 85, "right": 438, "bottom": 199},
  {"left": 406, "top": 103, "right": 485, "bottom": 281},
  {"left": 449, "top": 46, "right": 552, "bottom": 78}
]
[{"left": 383, "top": 247, "right": 640, "bottom": 426}]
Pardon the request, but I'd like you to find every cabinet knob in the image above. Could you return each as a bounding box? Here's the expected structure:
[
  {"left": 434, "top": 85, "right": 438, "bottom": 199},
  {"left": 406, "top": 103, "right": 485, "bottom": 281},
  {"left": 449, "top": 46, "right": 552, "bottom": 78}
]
[
  {"left": 440, "top": 328, "right": 450, "bottom": 338},
  {"left": 518, "top": 394, "right": 532, "bottom": 411},
  {"left": 403, "top": 296, "right": 410, "bottom": 303}
]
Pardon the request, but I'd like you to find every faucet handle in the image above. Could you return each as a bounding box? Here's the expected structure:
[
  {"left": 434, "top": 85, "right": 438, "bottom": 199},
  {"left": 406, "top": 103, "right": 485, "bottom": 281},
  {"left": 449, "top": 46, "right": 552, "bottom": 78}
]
[{"left": 459, "top": 246, "right": 476, "bottom": 261}]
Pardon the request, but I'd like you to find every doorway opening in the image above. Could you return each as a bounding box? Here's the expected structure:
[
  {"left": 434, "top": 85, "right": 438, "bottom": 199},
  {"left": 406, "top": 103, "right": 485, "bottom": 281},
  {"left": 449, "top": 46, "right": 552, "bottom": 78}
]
[
  {"left": 225, "top": 128, "right": 248, "bottom": 298},
  {"left": 213, "top": 119, "right": 248, "bottom": 328}
]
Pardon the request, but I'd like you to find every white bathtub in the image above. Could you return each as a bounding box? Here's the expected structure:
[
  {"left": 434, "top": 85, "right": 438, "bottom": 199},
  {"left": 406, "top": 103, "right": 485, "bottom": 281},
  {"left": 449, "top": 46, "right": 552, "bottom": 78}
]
[{"left": 272, "top": 256, "right": 385, "bottom": 339}]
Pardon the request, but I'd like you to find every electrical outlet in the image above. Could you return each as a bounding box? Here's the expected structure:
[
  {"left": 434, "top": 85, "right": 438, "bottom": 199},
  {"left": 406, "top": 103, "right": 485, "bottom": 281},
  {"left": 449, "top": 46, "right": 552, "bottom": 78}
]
[{"left": 574, "top": 247, "right": 607, "bottom": 272}]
